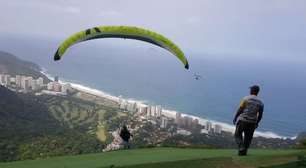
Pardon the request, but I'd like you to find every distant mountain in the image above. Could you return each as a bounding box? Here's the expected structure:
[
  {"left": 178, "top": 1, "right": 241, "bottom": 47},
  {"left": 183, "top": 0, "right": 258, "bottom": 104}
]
[{"left": 0, "top": 51, "right": 50, "bottom": 82}]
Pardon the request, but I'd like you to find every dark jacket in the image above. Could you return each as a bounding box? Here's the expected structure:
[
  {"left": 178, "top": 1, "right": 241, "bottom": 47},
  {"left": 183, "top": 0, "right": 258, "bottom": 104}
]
[{"left": 120, "top": 127, "right": 131, "bottom": 142}]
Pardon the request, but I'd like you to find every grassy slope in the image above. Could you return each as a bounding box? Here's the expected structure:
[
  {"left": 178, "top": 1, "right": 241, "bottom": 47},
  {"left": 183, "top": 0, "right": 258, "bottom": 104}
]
[
  {"left": 119, "top": 157, "right": 306, "bottom": 168},
  {"left": 0, "top": 148, "right": 305, "bottom": 168}
]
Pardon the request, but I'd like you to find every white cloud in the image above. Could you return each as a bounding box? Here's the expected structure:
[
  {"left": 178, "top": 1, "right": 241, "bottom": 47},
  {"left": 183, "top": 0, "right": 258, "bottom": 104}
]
[
  {"left": 99, "top": 10, "right": 121, "bottom": 17},
  {"left": 65, "top": 6, "right": 81, "bottom": 14},
  {"left": 186, "top": 16, "right": 201, "bottom": 24},
  {"left": 4, "top": 1, "right": 81, "bottom": 14}
]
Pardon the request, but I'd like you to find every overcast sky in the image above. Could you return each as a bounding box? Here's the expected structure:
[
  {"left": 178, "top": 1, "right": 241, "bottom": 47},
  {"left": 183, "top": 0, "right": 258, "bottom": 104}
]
[{"left": 1, "top": 0, "right": 306, "bottom": 60}]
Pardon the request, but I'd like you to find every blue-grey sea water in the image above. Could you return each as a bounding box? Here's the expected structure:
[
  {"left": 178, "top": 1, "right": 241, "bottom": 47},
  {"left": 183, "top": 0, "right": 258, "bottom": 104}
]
[{"left": 1, "top": 35, "right": 306, "bottom": 137}]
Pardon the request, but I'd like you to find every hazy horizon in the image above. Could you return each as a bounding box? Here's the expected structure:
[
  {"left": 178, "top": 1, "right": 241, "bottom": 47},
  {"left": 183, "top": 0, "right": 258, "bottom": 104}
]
[{"left": 1, "top": 0, "right": 306, "bottom": 61}]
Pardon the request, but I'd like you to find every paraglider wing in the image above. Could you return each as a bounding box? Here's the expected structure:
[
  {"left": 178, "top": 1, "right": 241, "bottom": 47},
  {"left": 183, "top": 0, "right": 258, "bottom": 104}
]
[{"left": 54, "top": 26, "right": 189, "bottom": 69}]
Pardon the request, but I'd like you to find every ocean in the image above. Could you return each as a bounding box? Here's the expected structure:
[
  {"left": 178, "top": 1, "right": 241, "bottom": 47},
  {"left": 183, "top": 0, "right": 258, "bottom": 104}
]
[{"left": 1, "top": 36, "right": 306, "bottom": 138}]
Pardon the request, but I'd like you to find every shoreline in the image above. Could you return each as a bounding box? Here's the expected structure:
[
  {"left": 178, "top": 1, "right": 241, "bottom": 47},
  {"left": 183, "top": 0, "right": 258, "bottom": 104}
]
[{"left": 41, "top": 70, "right": 293, "bottom": 139}]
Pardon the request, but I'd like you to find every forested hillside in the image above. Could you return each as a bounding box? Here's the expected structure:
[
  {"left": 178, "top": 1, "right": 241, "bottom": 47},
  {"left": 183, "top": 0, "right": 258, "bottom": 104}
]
[{"left": 0, "top": 86, "right": 104, "bottom": 161}]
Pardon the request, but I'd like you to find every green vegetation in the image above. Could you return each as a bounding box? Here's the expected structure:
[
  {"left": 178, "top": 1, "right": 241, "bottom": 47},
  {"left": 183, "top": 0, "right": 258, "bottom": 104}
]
[
  {"left": 44, "top": 95, "right": 102, "bottom": 129},
  {"left": 42, "top": 94, "right": 126, "bottom": 131},
  {"left": 18, "top": 132, "right": 104, "bottom": 160},
  {"left": 42, "top": 94, "right": 128, "bottom": 145},
  {"left": 299, "top": 139, "right": 306, "bottom": 149},
  {"left": 0, "top": 86, "right": 124, "bottom": 162},
  {"left": 0, "top": 148, "right": 305, "bottom": 168},
  {"left": 263, "top": 155, "right": 306, "bottom": 168},
  {"left": 118, "top": 158, "right": 240, "bottom": 168},
  {"left": 96, "top": 124, "right": 107, "bottom": 142}
]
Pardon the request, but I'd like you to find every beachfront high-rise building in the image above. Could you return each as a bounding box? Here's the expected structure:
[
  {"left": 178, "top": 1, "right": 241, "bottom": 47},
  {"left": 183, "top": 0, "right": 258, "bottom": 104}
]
[
  {"left": 146, "top": 106, "right": 151, "bottom": 117},
  {"left": 214, "top": 124, "right": 222, "bottom": 134},
  {"left": 27, "top": 76, "right": 33, "bottom": 84},
  {"left": 137, "top": 106, "right": 147, "bottom": 115},
  {"left": 2, "top": 74, "right": 11, "bottom": 86},
  {"left": 15, "top": 75, "right": 22, "bottom": 88},
  {"left": 6, "top": 75, "right": 11, "bottom": 86},
  {"left": 0, "top": 74, "right": 10, "bottom": 86},
  {"left": 54, "top": 76, "right": 59, "bottom": 82},
  {"left": 26, "top": 77, "right": 33, "bottom": 90},
  {"left": 146, "top": 106, "right": 159, "bottom": 118},
  {"left": 183, "top": 116, "right": 193, "bottom": 128},
  {"left": 47, "top": 82, "right": 54, "bottom": 90},
  {"left": 143, "top": 106, "right": 148, "bottom": 115},
  {"left": 156, "top": 105, "right": 162, "bottom": 117},
  {"left": 0, "top": 74, "right": 4, "bottom": 85},
  {"left": 143, "top": 106, "right": 148, "bottom": 114},
  {"left": 61, "top": 83, "right": 71, "bottom": 94},
  {"left": 146, "top": 107, "right": 151, "bottom": 118},
  {"left": 132, "top": 102, "right": 137, "bottom": 112},
  {"left": 1, "top": 74, "right": 5, "bottom": 85},
  {"left": 150, "top": 106, "right": 156, "bottom": 116},
  {"left": 175, "top": 112, "right": 182, "bottom": 124},
  {"left": 10, "top": 77, "right": 16, "bottom": 85},
  {"left": 20, "top": 76, "right": 25, "bottom": 89},
  {"left": 21, "top": 76, "right": 30, "bottom": 90},
  {"left": 126, "top": 102, "right": 137, "bottom": 112},
  {"left": 193, "top": 119, "right": 199, "bottom": 125},
  {"left": 206, "top": 121, "right": 212, "bottom": 132},
  {"left": 53, "top": 82, "right": 62, "bottom": 92},
  {"left": 119, "top": 100, "right": 128, "bottom": 110},
  {"left": 31, "top": 79, "right": 38, "bottom": 90},
  {"left": 160, "top": 116, "right": 168, "bottom": 128},
  {"left": 37, "top": 77, "right": 44, "bottom": 86}
]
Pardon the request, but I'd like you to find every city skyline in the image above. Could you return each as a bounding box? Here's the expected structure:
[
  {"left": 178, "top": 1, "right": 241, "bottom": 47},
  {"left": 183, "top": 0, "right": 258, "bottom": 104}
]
[
  {"left": 118, "top": 96, "right": 223, "bottom": 135},
  {"left": 0, "top": 73, "right": 72, "bottom": 95}
]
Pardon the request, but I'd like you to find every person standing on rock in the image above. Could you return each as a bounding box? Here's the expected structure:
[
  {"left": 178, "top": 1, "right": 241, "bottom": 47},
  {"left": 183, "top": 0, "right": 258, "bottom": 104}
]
[{"left": 233, "top": 85, "right": 264, "bottom": 156}]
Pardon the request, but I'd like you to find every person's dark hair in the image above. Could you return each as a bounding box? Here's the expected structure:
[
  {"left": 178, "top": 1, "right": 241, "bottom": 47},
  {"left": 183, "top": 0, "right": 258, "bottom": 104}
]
[
  {"left": 250, "top": 85, "right": 260, "bottom": 95},
  {"left": 122, "top": 125, "right": 128, "bottom": 131}
]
